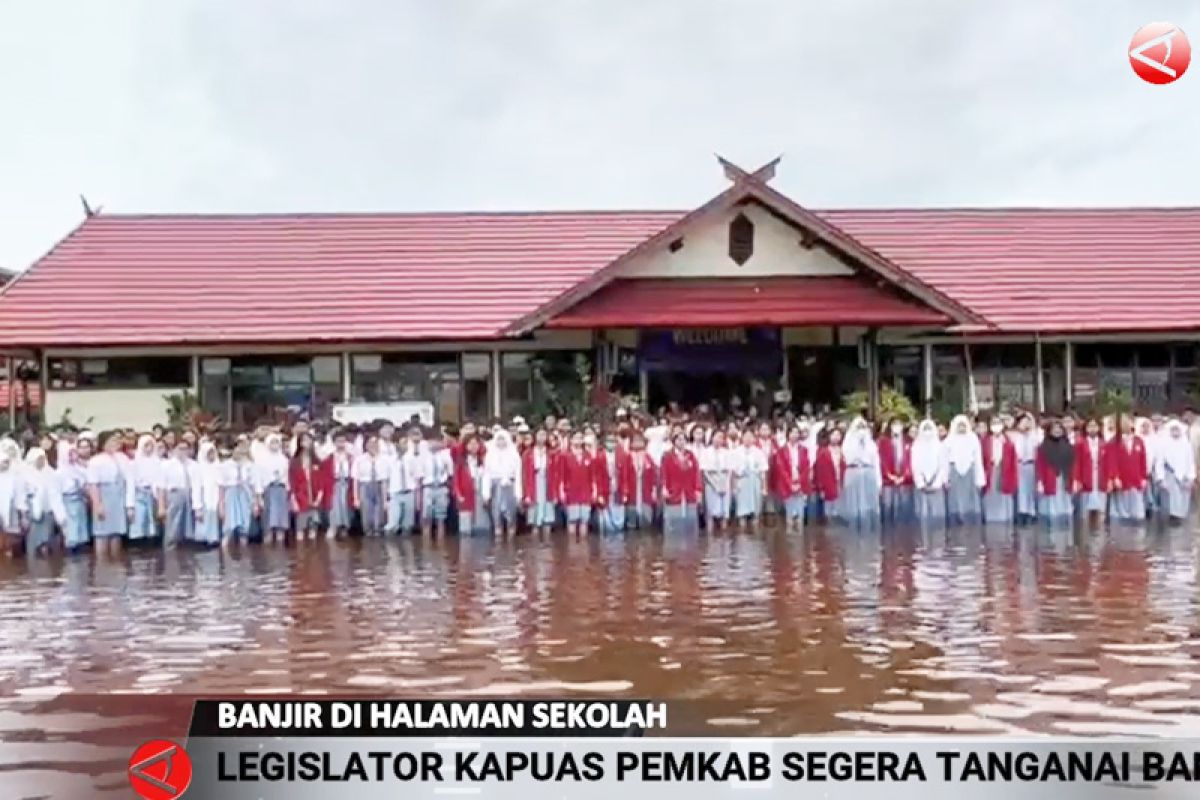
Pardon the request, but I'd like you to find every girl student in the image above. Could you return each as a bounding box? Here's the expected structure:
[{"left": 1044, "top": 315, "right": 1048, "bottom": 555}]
[
  {"left": 1035, "top": 417, "right": 1075, "bottom": 527},
  {"left": 910, "top": 419, "right": 948, "bottom": 524},
  {"left": 594, "top": 431, "right": 632, "bottom": 534},
  {"left": 421, "top": 431, "right": 454, "bottom": 538},
  {"left": 732, "top": 428, "right": 769, "bottom": 530},
  {"left": 877, "top": 417, "right": 914, "bottom": 524},
  {"left": 483, "top": 429, "right": 522, "bottom": 538},
  {"left": 24, "top": 448, "right": 62, "bottom": 557},
  {"left": 86, "top": 431, "right": 128, "bottom": 559},
  {"left": 127, "top": 434, "right": 163, "bottom": 542},
  {"left": 192, "top": 441, "right": 223, "bottom": 547},
  {"left": 522, "top": 427, "right": 560, "bottom": 536},
  {"left": 772, "top": 426, "right": 810, "bottom": 532},
  {"left": 0, "top": 450, "right": 26, "bottom": 557},
  {"left": 326, "top": 429, "right": 355, "bottom": 538},
  {"left": 160, "top": 438, "right": 196, "bottom": 547},
  {"left": 386, "top": 427, "right": 423, "bottom": 536},
  {"left": 660, "top": 430, "right": 702, "bottom": 528},
  {"left": 944, "top": 414, "right": 985, "bottom": 527},
  {"left": 257, "top": 433, "right": 292, "bottom": 543},
  {"left": 289, "top": 432, "right": 329, "bottom": 541},
  {"left": 812, "top": 428, "right": 844, "bottom": 524},
  {"left": 1011, "top": 412, "right": 1040, "bottom": 524},
  {"left": 559, "top": 430, "right": 595, "bottom": 537},
  {"left": 353, "top": 434, "right": 387, "bottom": 536},
  {"left": 1072, "top": 417, "right": 1109, "bottom": 527},
  {"left": 220, "top": 435, "right": 258, "bottom": 545},
  {"left": 626, "top": 430, "right": 658, "bottom": 530},
  {"left": 981, "top": 416, "right": 1018, "bottom": 525},
  {"left": 1155, "top": 418, "right": 1196, "bottom": 523},
  {"left": 840, "top": 417, "right": 882, "bottom": 527},
  {"left": 1109, "top": 413, "right": 1149, "bottom": 525},
  {"left": 699, "top": 428, "right": 733, "bottom": 532},
  {"left": 58, "top": 445, "right": 90, "bottom": 552},
  {"left": 454, "top": 433, "right": 490, "bottom": 536}
]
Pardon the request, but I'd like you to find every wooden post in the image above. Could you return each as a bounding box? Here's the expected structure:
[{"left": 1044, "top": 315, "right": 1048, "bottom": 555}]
[
  {"left": 1064, "top": 341, "right": 1073, "bottom": 406},
  {"left": 6, "top": 357, "right": 15, "bottom": 424},
  {"left": 922, "top": 343, "right": 933, "bottom": 417},
  {"left": 491, "top": 350, "right": 502, "bottom": 419},
  {"left": 866, "top": 328, "right": 880, "bottom": 420},
  {"left": 964, "top": 341, "right": 977, "bottom": 414},
  {"left": 1034, "top": 335, "right": 1045, "bottom": 413}
]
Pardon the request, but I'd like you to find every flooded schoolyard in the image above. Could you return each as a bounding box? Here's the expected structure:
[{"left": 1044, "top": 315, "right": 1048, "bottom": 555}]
[{"left": 1, "top": 524, "right": 1199, "bottom": 795}]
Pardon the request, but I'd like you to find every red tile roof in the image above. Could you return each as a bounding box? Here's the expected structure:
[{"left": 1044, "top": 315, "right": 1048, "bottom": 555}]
[
  {"left": 1, "top": 205, "right": 1198, "bottom": 346},
  {"left": 545, "top": 277, "right": 948, "bottom": 328}
]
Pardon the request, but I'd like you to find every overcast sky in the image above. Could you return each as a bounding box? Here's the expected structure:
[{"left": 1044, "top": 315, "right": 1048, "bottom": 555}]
[{"left": 1, "top": 1, "right": 1198, "bottom": 270}]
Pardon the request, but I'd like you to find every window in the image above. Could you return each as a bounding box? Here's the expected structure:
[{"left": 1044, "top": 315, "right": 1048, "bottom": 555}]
[
  {"left": 201, "top": 355, "right": 343, "bottom": 428},
  {"left": 351, "top": 353, "right": 462, "bottom": 422},
  {"left": 728, "top": 212, "right": 755, "bottom": 265},
  {"left": 462, "top": 353, "right": 493, "bottom": 422},
  {"left": 501, "top": 353, "right": 533, "bottom": 419},
  {"left": 47, "top": 357, "right": 190, "bottom": 389}
]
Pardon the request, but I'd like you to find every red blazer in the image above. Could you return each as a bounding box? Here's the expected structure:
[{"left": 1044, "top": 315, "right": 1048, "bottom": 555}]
[
  {"left": 289, "top": 456, "right": 331, "bottom": 511},
  {"left": 521, "top": 447, "right": 562, "bottom": 505},
  {"left": 812, "top": 446, "right": 843, "bottom": 501},
  {"left": 877, "top": 436, "right": 913, "bottom": 487},
  {"left": 593, "top": 448, "right": 634, "bottom": 505},
  {"left": 660, "top": 449, "right": 701, "bottom": 504},
  {"left": 1072, "top": 436, "right": 1110, "bottom": 492},
  {"left": 559, "top": 449, "right": 596, "bottom": 505},
  {"left": 771, "top": 444, "right": 811, "bottom": 498},
  {"left": 1109, "top": 436, "right": 1148, "bottom": 492},
  {"left": 1034, "top": 448, "right": 1071, "bottom": 495},
  {"left": 453, "top": 455, "right": 484, "bottom": 512},
  {"left": 628, "top": 451, "right": 658, "bottom": 504},
  {"left": 981, "top": 435, "right": 1018, "bottom": 495}
]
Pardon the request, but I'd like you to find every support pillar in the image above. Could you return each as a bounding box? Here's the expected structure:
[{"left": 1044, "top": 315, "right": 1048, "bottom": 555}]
[
  {"left": 6, "top": 357, "right": 14, "bottom": 423},
  {"left": 1034, "top": 335, "right": 1045, "bottom": 413},
  {"left": 341, "top": 352, "right": 352, "bottom": 403},
  {"left": 866, "top": 328, "right": 880, "bottom": 420},
  {"left": 922, "top": 343, "right": 933, "bottom": 417},
  {"left": 491, "top": 350, "right": 502, "bottom": 419},
  {"left": 1064, "top": 341, "right": 1073, "bottom": 406}
]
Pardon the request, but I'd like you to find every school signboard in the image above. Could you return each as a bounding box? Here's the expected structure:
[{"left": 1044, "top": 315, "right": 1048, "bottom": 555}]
[{"left": 638, "top": 327, "right": 782, "bottom": 375}]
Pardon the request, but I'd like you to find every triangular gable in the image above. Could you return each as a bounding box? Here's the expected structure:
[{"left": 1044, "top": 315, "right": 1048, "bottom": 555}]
[{"left": 507, "top": 157, "right": 988, "bottom": 334}]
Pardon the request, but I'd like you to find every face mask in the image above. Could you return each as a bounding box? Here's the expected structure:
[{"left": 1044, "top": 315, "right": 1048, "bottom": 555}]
[
  {"left": 605, "top": 441, "right": 616, "bottom": 452},
  {"left": 890, "top": 423, "right": 904, "bottom": 435},
  {"left": 990, "top": 423, "right": 1004, "bottom": 434}
]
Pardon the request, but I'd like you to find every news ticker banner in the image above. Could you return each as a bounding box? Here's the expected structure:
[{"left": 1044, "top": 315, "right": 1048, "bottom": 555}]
[{"left": 132, "top": 700, "right": 1200, "bottom": 798}]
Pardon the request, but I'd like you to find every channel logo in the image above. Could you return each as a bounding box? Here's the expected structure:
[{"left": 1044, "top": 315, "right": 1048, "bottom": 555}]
[
  {"left": 1129, "top": 22, "right": 1190, "bottom": 84},
  {"left": 128, "top": 739, "right": 193, "bottom": 799}
]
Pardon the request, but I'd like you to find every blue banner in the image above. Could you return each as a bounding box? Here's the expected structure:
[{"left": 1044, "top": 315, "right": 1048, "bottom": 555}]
[{"left": 639, "top": 327, "right": 782, "bottom": 374}]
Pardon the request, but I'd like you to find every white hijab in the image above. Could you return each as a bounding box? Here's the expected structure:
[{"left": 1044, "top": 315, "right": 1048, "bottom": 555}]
[
  {"left": 945, "top": 414, "right": 981, "bottom": 476},
  {"left": 841, "top": 417, "right": 876, "bottom": 465},
  {"left": 194, "top": 442, "right": 222, "bottom": 509},
  {"left": 483, "top": 430, "right": 521, "bottom": 482},
  {"left": 910, "top": 419, "right": 942, "bottom": 483},
  {"left": 1159, "top": 419, "right": 1196, "bottom": 481}
]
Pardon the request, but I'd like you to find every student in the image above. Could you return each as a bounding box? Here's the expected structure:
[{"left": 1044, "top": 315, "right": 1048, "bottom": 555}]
[
  {"left": 220, "top": 436, "right": 257, "bottom": 545},
  {"left": 592, "top": 432, "right": 630, "bottom": 534},
  {"left": 1109, "top": 414, "right": 1148, "bottom": 525},
  {"left": 840, "top": 418, "right": 881, "bottom": 527},
  {"left": 981, "top": 417, "right": 1017, "bottom": 525},
  {"left": 160, "top": 439, "right": 196, "bottom": 547},
  {"left": 421, "top": 432, "right": 454, "bottom": 538},
  {"left": 877, "top": 417, "right": 913, "bottom": 524},
  {"left": 1136, "top": 417, "right": 1160, "bottom": 517},
  {"left": 910, "top": 419, "right": 948, "bottom": 524},
  {"left": 483, "top": 429, "right": 521, "bottom": 537},
  {"left": 522, "top": 428, "right": 559, "bottom": 536},
  {"left": 324, "top": 430, "right": 354, "bottom": 538},
  {"left": 943, "top": 415, "right": 985, "bottom": 526},
  {"left": 699, "top": 429, "right": 733, "bottom": 532},
  {"left": 353, "top": 435, "right": 387, "bottom": 536},
  {"left": 251, "top": 433, "right": 289, "bottom": 543},
  {"left": 454, "top": 434, "right": 490, "bottom": 536},
  {"left": 394, "top": 427, "right": 426, "bottom": 535},
  {"left": 1011, "top": 413, "right": 1040, "bottom": 524},
  {"left": 731, "top": 429, "right": 768, "bottom": 530},
  {"left": 127, "top": 434, "right": 163, "bottom": 542},
  {"left": 660, "top": 431, "right": 701, "bottom": 527},
  {"left": 812, "top": 429, "right": 844, "bottom": 524},
  {"left": 290, "top": 432, "right": 328, "bottom": 541},
  {"left": 191, "top": 442, "right": 222, "bottom": 547},
  {"left": 1073, "top": 418, "right": 1109, "bottom": 526},
  {"left": 24, "top": 448, "right": 61, "bottom": 556},
  {"left": 1154, "top": 419, "right": 1196, "bottom": 524},
  {"left": 57, "top": 445, "right": 90, "bottom": 552},
  {"left": 772, "top": 426, "right": 810, "bottom": 532},
  {"left": 1035, "top": 418, "right": 1075, "bottom": 527},
  {"left": 86, "top": 431, "right": 128, "bottom": 559},
  {"left": 626, "top": 430, "right": 658, "bottom": 530},
  {"left": 559, "top": 431, "right": 595, "bottom": 537}
]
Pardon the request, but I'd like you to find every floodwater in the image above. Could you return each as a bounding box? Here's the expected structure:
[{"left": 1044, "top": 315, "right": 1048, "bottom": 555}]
[{"left": 1, "top": 523, "right": 1200, "bottom": 796}]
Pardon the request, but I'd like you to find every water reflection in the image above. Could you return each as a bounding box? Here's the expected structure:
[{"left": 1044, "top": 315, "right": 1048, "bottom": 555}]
[{"left": 1, "top": 523, "right": 1199, "bottom": 792}]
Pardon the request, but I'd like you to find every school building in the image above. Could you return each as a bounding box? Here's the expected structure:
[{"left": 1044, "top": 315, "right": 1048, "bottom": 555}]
[{"left": 0, "top": 157, "right": 1198, "bottom": 430}]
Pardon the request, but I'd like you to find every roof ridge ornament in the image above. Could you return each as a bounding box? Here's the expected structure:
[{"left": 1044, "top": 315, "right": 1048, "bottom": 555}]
[{"left": 717, "top": 155, "right": 781, "bottom": 185}]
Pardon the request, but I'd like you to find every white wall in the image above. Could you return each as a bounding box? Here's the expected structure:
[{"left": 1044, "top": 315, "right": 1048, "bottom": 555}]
[
  {"left": 619, "top": 204, "right": 853, "bottom": 279},
  {"left": 44, "top": 388, "right": 179, "bottom": 430}
]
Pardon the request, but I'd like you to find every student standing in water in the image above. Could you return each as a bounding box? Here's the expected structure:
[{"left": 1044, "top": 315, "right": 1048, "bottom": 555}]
[
  {"left": 24, "top": 449, "right": 61, "bottom": 556},
  {"left": 942, "top": 415, "right": 985, "bottom": 526},
  {"left": 981, "top": 417, "right": 1017, "bottom": 525},
  {"left": 813, "top": 429, "right": 844, "bottom": 523},
  {"left": 220, "top": 435, "right": 257, "bottom": 545},
  {"left": 57, "top": 445, "right": 90, "bottom": 552},
  {"left": 1035, "top": 419, "right": 1075, "bottom": 527},
  {"left": 910, "top": 419, "right": 948, "bottom": 524},
  {"left": 559, "top": 430, "right": 595, "bottom": 537},
  {"left": 353, "top": 435, "right": 387, "bottom": 536},
  {"left": 772, "top": 426, "right": 810, "bottom": 532},
  {"left": 877, "top": 417, "right": 913, "bottom": 524},
  {"left": 661, "top": 431, "right": 702, "bottom": 527},
  {"left": 86, "top": 432, "right": 128, "bottom": 559},
  {"left": 1011, "top": 413, "right": 1040, "bottom": 524},
  {"left": 0, "top": 451, "right": 27, "bottom": 557},
  {"left": 192, "top": 442, "right": 223, "bottom": 547},
  {"left": 160, "top": 439, "right": 195, "bottom": 547},
  {"left": 699, "top": 429, "right": 733, "bottom": 532},
  {"left": 290, "top": 432, "right": 328, "bottom": 540},
  {"left": 454, "top": 434, "right": 490, "bottom": 536},
  {"left": 483, "top": 429, "right": 521, "bottom": 538},
  {"left": 255, "top": 433, "right": 292, "bottom": 543},
  {"left": 626, "top": 431, "right": 658, "bottom": 530},
  {"left": 387, "top": 428, "right": 423, "bottom": 536},
  {"left": 732, "top": 428, "right": 769, "bottom": 531},
  {"left": 421, "top": 433, "right": 454, "bottom": 538},
  {"left": 325, "top": 430, "right": 355, "bottom": 538},
  {"left": 594, "top": 431, "right": 631, "bottom": 534},
  {"left": 1072, "top": 418, "right": 1109, "bottom": 527},
  {"left": 522, "top": 427, "right": 559, "bottom": 536},
  {"left": 840, "top": 418, "right": 881, "bottom": 527},
  {"left": 1109, "top": 414, "right": 1148, "bottom": 524},
  {"left": 127, "top": 434, "right": 163, "bottom": 543},
  {"left": 1155, "top": 419, "right": 1196, "bottom": 524}
]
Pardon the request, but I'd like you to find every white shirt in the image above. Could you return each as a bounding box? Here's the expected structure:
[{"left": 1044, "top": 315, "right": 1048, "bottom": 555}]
[
  {"left": 423, "top": 450, "right": 454, "bottom": 487},
  {"left": 86, "top": 453, "right": 123, "bottom": 485},
  {"left": 353, "top": 453, "right": 385, "bottom": 483},
  {"left": 219, "top": 459, "right": 256, "bottom": 489},
  {"left": 160, "top": 458, "right": 196, "bottom": 492},
  {"left": 389, "top": 446, "right": 424, "bottom": 493}
]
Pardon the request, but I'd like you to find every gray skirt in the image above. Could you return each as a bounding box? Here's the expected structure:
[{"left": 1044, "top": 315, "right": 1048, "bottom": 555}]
[
  {"left": 329, "top": 477, "right": 353, "bottom": 529},
  {"left": 91, "top": 480, "right": 128, "bottom": 538},
  {"left": 946, "top": 469, "right": 981, "bottom": 525},
  {"left": 262, "top": 483, "right": 290, "bottom": 530}
]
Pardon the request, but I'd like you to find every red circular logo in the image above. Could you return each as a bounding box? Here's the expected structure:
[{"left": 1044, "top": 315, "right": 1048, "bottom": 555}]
[
  {"left": 1129, "top": 22, "right": 1190, "bottom": 84},
  {"left": 128, "top": 739, "right": 193, "bottom": 800}
]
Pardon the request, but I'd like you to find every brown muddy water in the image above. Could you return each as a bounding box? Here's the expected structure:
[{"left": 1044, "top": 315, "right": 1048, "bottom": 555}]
[{"left": 1, "top": 524, "right": 1199, "bottom": 797}]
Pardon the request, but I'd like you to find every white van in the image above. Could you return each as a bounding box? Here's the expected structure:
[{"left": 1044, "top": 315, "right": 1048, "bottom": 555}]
[{"left": 331, "top": 402, "right": 435, "bottom": 428}]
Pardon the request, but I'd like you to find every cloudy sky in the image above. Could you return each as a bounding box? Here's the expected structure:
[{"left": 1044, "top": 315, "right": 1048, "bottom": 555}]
[{"left": 1, "top": 1, "right": 1197, "bottom": 270}]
